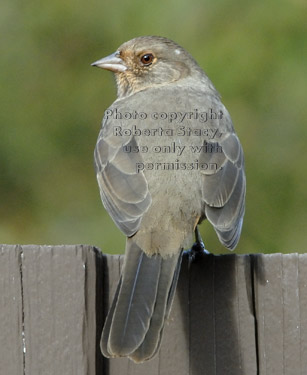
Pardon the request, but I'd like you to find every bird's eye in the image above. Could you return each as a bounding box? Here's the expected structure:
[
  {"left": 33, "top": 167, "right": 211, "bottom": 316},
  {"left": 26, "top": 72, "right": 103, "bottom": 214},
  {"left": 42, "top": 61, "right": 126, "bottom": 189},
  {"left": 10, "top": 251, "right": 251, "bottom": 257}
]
[{"left": 140, "top": 53, "right": 154, "bottom": 65}]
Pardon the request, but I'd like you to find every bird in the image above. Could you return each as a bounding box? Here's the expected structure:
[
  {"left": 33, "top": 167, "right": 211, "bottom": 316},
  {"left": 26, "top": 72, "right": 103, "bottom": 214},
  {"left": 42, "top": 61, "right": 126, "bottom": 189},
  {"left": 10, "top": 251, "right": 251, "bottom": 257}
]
[{"left": 92, "top": 36, "right": 246, "bottom": 363}]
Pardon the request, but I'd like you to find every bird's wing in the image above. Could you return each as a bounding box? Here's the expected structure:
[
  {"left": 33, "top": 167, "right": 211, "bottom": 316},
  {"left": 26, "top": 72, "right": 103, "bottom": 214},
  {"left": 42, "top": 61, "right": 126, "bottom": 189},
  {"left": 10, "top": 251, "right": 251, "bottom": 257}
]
[
  {"left": 94, "top": 108, "right": 152, "bottom": 237},
  {"left": 200, "top": 104, "right": 246, "bottom": 249}
]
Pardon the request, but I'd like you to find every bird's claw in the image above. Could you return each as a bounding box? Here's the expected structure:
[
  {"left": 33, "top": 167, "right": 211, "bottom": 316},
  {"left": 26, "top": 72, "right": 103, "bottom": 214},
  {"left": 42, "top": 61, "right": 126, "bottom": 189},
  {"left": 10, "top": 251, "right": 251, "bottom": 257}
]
[{"left": 184, "top": 227, "right": 210, "bottom": 268}]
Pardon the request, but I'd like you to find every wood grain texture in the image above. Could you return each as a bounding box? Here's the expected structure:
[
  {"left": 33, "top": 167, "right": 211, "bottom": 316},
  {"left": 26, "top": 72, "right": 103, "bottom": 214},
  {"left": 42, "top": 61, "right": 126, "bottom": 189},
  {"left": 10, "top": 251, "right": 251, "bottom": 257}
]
[{"left": 1, "top": 246, "right": 306, "bottom": 374}]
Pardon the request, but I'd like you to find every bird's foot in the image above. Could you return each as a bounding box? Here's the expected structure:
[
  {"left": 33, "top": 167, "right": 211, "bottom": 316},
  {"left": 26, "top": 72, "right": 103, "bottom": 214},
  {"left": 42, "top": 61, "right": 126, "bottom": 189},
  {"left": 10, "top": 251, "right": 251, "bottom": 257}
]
[{"left": 184, "top": 227, "right": 210, "bottom": 268}]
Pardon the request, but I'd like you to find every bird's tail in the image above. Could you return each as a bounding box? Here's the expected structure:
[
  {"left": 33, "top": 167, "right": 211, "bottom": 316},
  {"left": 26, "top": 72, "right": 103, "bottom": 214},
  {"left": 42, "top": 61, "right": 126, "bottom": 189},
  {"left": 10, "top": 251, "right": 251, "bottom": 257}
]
[{"left": 101, "top": 237, "right": 183, "bottom": 363}]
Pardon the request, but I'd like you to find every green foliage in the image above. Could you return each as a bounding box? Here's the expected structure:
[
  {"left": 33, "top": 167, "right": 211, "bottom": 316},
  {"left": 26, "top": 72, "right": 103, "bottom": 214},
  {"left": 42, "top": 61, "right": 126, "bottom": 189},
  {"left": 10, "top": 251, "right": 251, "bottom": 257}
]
[{"left": 1, "top": 0, "right": 306, "bottom": 254}]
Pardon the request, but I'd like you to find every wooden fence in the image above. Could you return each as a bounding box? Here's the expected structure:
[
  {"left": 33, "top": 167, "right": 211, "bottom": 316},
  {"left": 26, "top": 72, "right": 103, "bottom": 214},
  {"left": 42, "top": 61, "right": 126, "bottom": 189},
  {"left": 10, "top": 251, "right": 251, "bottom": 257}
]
[{"left": 0, "top": 244, "right": 306, "bottom": 374}]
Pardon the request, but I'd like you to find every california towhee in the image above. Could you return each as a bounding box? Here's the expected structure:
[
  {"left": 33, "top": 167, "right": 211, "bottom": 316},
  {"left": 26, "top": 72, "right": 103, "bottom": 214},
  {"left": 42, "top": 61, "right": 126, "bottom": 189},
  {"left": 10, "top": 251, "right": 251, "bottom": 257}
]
[{"left": 92, "top": 36, "right": 246, "bottom": 363}]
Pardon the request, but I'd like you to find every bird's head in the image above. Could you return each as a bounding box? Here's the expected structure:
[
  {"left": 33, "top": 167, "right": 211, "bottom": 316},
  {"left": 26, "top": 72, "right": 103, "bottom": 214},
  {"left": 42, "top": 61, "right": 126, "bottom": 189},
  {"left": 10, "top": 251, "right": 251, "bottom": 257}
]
[{"left": 92, "top": 36, "right": 204, "bottom": 98}]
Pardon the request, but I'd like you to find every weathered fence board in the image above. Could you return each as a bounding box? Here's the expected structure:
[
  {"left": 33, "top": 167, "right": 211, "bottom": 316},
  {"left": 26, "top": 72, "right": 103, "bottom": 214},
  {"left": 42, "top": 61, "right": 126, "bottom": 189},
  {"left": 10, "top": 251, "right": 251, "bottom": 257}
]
[
  {"left": 253, "top": 253, "right": 307, "bottom": 375},
  {"left": 1, "top": 245, "right": 307, "bottom": 374},
  {"left": 0, "top": 244, "right": 103, "bottom": 375},
  {"left": 0, "top": 245, "right": 23, "bottom": 375}
]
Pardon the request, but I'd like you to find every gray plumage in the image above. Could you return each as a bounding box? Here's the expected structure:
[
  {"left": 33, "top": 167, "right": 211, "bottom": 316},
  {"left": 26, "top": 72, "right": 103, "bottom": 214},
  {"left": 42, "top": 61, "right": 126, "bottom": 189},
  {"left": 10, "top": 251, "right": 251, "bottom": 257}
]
[{"left": 92, "top": 36, "right": 246, "bottom": 363}]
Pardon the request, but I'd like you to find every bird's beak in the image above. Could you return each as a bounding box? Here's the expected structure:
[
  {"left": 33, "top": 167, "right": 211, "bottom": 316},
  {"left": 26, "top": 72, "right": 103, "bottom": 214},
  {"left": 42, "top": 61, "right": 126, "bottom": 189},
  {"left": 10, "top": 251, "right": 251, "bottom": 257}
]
[{"left": 91, "top": 51, "right": 127, "bottom": 73}]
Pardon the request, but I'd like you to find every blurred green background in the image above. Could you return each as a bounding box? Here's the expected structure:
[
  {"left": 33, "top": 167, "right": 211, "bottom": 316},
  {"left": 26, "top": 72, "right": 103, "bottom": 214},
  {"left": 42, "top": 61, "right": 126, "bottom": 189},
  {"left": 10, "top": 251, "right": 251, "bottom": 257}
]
[{"left": 1, "top": 0, "right": 306, "bottom": 255}]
